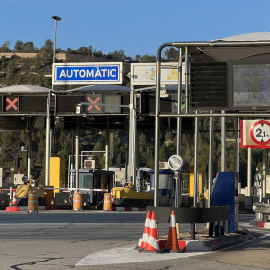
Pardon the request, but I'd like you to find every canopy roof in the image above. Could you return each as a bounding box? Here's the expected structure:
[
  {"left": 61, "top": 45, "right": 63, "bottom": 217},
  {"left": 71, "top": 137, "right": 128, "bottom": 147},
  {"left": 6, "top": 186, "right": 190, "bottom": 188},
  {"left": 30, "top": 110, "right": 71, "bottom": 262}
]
[
  {"left": 0, "top": 85, "right": 50, "bottom": 94},
  {"left": 172, "top": 32, "right": 270, "bottom": 62},
  {"left": 72, "top": 84, "right": 130, "bottom": 93}
]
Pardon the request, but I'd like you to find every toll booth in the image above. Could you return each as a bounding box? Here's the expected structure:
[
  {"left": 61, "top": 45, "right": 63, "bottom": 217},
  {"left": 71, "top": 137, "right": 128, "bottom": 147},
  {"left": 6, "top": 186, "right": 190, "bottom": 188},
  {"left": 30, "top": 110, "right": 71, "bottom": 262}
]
[{"left": 69, "top": 169, "right": 114, "bottom": 190}]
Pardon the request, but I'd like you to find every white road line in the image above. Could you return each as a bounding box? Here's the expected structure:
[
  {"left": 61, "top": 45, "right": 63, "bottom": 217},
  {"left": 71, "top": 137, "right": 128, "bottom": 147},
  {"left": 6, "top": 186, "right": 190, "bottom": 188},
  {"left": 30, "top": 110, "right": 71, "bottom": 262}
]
[
  {"left": 258, "top": 233, "right": 270, "bottom": 239},
  {"left": 75, "top": 245, "right": 209, "bottom": 266}
]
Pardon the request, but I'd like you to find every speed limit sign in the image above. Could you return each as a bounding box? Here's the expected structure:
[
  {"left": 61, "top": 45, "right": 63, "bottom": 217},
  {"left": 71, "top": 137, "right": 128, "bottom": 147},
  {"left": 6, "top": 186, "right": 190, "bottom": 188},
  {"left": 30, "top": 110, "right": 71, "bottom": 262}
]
[{"left": 241, "top": 120, "right": 270, "bottom": 148}]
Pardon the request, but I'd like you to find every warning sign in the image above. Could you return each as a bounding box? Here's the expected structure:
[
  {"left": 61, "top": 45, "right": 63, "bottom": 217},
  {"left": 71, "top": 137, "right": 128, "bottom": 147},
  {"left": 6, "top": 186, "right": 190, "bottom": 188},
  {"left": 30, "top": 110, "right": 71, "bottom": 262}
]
[{"left": 241, "top": 120, "right": 270, "bottom": 148}]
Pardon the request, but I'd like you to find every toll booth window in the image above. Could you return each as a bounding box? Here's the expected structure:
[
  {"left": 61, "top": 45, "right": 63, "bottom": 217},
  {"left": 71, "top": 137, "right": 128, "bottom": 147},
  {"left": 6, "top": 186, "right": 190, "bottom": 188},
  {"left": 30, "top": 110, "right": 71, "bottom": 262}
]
[
  {"left": 79, "top": 174, "right": 84, "bottom": 188},
  {"left": 84, "top": 174, "right": 93, "bottom": 189}
]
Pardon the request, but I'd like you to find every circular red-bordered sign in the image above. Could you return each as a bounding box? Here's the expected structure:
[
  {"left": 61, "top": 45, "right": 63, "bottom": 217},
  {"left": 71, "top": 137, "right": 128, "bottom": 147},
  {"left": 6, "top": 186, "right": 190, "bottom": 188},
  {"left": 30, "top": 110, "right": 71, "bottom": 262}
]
[{"left": 250, "top": 120, "right": 270, "bottom": 145}]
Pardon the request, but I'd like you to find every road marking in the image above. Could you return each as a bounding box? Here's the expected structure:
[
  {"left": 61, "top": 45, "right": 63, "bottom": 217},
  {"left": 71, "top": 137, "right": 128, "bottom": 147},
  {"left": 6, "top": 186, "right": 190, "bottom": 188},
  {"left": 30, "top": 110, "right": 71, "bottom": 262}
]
[
  {"left": 75, "top": 245, "right": 208, "bottom": 266},
  {"left": 258, "top": 233, "right": 270, "bottom": 239}
]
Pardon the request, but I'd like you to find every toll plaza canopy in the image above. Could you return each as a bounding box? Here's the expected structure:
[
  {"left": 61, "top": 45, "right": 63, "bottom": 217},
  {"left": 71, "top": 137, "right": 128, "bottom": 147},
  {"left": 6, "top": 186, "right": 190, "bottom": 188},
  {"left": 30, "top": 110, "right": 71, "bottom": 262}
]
[
  {"left": 152, "top": 32, "right": 270, "bottom": 207},
  {"left": 179, "top": 32, "right": 270, "bottom": 62}
]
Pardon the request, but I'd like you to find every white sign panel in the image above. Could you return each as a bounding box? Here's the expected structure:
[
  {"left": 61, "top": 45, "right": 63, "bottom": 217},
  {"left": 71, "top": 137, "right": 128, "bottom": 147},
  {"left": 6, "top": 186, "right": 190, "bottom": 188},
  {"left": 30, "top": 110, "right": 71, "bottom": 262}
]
[
  {"left": 52, "top": 62, "right": 123, "bottom": 85},
  {"left": 241, "top": 119, "right": 270, "bottom": 148},
  {"left": 131, "top": 63, "right": 185, "bottom": 85}
]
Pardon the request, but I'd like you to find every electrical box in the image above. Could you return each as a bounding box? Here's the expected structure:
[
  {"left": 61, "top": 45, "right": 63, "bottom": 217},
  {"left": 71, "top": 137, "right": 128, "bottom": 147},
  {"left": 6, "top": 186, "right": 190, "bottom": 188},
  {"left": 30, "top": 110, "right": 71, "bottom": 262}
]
[{"left": 49, "top": 157, "right": 66, "bottom": 193}]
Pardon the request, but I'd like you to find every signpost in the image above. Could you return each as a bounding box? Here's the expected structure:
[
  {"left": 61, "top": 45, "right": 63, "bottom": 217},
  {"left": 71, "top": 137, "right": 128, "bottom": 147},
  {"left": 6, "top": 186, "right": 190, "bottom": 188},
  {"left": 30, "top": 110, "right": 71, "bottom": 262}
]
[{"left": 52, "top": 62, "right": 123, "bottom": 85}]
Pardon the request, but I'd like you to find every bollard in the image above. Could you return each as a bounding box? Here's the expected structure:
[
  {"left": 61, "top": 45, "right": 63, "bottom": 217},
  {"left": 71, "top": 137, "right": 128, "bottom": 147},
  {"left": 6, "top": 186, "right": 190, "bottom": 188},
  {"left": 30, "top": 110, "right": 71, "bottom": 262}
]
[
  {"left": 44, "top": 186, "right": 54, "bottom": 206},
  {"left": 103, "top": 193, "right": 112, "bottom": 211},
  {"left": 28, "top": 191, "right": 38, "bottom": 214},
  {"left": 73, "top": 191, "right": 83, "bottom": 211}
]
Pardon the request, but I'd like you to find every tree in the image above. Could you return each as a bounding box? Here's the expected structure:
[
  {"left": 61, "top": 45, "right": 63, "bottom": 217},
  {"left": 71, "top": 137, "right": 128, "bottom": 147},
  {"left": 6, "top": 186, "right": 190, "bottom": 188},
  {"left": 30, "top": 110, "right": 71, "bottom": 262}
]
[
  {"left": 14, "top": 40, "right": 24, "bottom": 52},
  {"left": 38, "top": 39, "right": 53, "bottom": 65},
  {"left": 0, "top": 41, "right": 11, "bottom": 52},
  {"left": 107, "top": 49, "right": 126, "bottom": 61},
  {"left": 163, "top": 47, "right": 179, "bottom": 61}
]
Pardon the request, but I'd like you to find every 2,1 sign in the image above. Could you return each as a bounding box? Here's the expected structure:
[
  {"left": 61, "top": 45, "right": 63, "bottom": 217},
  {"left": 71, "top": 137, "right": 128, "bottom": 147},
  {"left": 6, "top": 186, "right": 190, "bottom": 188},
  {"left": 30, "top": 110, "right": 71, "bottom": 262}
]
[
  {"left": 241, "top": 119, "right": 270, "bottom": 148},
  {"left": 250, "top": 120, "right": 270, "bottom": 145}
]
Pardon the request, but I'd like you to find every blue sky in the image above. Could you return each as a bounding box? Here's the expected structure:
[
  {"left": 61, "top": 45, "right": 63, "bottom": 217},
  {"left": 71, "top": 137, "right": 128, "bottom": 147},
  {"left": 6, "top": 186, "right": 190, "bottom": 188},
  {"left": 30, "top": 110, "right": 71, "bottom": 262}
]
[{"left": 1, "top": 0, "right": 270, "bottom": 58}]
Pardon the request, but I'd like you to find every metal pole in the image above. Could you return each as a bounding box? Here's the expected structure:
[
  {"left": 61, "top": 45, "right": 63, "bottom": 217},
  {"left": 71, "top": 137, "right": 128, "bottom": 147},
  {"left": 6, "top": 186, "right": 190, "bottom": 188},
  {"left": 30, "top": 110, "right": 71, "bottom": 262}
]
[
  {"left": 45, "top": 16, "right": 61, "bottom": 186},
  {"left": 45, "top": 96, "right": 51, "bottom": 186},
  {"left": 128, "top": 84, "right": 136, "bottom": 185},
  {"left": 105, "top": 131, "right": 109, "bottom": 171},
  {"left": 176, "top": 47, "right": 183, "bottom": 156},
  {"left": 27, "top": 134, "right": 32, "bottom": 178},
  {"left": 175, "top": 48, "right": 183, "bottom": 208},
  {"left": 247, "top": 148, "right": 252, "bottom": 196},
  {"left": 184, "top": 47, "right": 189, "bottom": 115},
  {"left": 235, "top": 118, "right": 240, "bottom": 174},
  {"left": 221, "top": 110, "right": 226, "bottom": 172},
  {"left": 75, "top": 124, "right": 80, "bottom": 189},
  {"left": 208, "top": 111, "right": 213, "bottom": 208},
  {"left": 154, "top": 58, "right": 161, "bottom": 207},
  {"left": 194, "top": 111, "right": 199, "bottom": 208},
  {"left": 263, "top": 149, "right": 267, "bottom": 198}
]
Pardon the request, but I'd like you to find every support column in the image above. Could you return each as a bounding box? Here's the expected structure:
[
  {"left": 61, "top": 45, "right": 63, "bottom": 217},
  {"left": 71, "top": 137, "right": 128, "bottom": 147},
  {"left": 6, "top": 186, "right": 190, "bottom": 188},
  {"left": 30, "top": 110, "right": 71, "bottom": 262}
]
[
  {"left": 176, "top": 48, "right": 183, "bottom": 208},
  {"left": 128, "top": 85, "right": 136, "bottom": 186},
  {"left": 105, "top": 131, "right": 109, "bottom": 171},
  {"left": 194, "top": 111, "right": 199, "bottom": 208},
  {"left": 221, "top": 110, "right": 226, "bottom": 172},
  {"left": 263, "top": 149, "right": 267, "bottom": 198},
  {"left": 75, "top": 124, "right": 80, "bottom": 189},
  {"left": 45, "top": 94, "right": 51, "bottom": 186},
  {"left": 27, "top": 133, "right": 32, "bottom": 178},
  {"left": 247, "top": 148, "right": 252, "bottom": 197},
  {"left": 208, "top": 111, "right": 213, "bottom": 208}
]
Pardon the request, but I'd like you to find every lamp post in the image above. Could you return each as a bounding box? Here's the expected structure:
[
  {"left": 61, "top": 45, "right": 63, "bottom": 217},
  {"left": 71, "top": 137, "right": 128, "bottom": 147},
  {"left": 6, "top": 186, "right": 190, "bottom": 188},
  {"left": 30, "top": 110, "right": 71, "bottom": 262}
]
[
  {"left": 45, "top": 16, "right": 62, "bottom": 186},
  {"left": 52, "top": 16, "right": 62, "bottom": 64}
]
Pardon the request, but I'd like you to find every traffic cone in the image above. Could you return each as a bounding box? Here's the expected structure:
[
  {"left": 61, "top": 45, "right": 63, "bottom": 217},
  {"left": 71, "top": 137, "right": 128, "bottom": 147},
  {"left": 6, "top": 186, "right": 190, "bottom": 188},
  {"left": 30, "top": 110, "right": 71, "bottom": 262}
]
[
  {"left": 144, "top": 211, "right": 160, "bottom": 252},
  {"left": 6, "top": 190, "right": 20, "bottom": 212},
  {"left": 138, "top": 210, "right": 151, "bottom": 249},
  {"left": 11, "top": 192, "right": 17, "bottom": 206},
  {"left": 164, "top": 211, "right": 180, "bottom": 252}
]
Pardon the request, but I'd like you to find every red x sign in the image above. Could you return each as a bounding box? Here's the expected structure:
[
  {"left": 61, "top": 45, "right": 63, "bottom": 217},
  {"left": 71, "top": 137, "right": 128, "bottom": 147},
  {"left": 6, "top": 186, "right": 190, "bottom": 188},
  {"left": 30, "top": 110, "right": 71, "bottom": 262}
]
[
  {"left": 6, "top": 97, "right": 18, "bottom": 111},
  {"left": 87, "top": 96, "right": 101, "bottom": 111}
]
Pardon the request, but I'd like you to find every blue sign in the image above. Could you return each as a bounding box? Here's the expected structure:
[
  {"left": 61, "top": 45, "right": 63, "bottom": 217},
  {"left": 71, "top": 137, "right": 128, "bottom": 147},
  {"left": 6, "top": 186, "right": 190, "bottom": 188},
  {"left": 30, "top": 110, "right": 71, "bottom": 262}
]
[{"left": 53, "top": 62, "right": 123, "bottom": 85}]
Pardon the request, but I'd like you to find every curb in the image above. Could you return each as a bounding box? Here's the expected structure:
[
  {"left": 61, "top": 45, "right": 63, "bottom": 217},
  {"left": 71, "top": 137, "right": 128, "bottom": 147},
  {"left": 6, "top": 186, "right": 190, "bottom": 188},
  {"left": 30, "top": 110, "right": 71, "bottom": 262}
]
[
  {"left": 158, "top": 233, "right": 248, "bottom": 252},
  {"left": 250, "top": 219, "right": 270, "bottom": 229},
  {"left": 111, "top": 207, "right": 145, "bottom": 211}
]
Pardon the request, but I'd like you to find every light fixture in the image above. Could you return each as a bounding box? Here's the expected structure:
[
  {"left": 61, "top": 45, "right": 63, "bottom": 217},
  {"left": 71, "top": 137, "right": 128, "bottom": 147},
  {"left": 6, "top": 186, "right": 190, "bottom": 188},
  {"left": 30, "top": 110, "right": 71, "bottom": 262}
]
[
  {"left": 52, "top": 16, "right": 62, "bottom": 21},
  {"left": 168, "top": 155, "right": 184, "bottom": 171}
]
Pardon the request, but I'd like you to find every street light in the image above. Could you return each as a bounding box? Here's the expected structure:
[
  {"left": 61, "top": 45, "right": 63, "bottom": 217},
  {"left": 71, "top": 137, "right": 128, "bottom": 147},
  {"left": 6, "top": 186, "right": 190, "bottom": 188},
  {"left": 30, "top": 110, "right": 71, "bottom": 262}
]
[
  {"left": 52, "top": 16, "right": 62, "bottom": 64},
  {"left": 45, "top": 16, "right": 62, "bottom": 186}
]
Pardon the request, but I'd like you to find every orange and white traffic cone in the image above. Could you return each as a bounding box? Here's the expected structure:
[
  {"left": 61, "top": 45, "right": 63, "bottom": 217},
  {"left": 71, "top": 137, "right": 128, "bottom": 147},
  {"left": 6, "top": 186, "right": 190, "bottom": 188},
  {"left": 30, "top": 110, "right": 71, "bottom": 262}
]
[
  {"left": 144, "top": 211, "right": 160, "bottom": 252},
  {"left": 138, "top": 210, "right": 151, "bottom": 249},
  {"left": 11, "top": 192, "right": 17, "bottom": 206},
  {"left": 164, "top": 210, "right": 180, "bottom": 252},
  {"left": 6, "top": 191, "right": 20, "bottom": 212}
]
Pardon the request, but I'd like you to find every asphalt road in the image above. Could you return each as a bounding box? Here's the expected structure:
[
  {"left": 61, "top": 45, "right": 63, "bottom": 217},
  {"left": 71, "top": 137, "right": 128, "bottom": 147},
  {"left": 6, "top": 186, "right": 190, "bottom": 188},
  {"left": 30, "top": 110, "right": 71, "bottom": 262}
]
[{"left": 0, "top": 210, "right": 269, "bottom": 270}]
